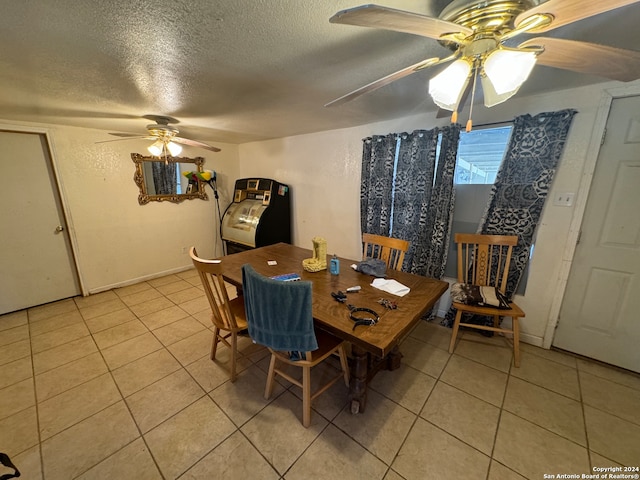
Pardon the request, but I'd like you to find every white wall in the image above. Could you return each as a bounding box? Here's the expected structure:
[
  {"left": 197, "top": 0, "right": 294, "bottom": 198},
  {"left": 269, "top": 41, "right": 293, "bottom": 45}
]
[
  {"left": 0, "top": 119, "right": 240, "bottom": 295},
  {"left": 4, "top": 79, "right": 636, "bottom": 347},
  {"left": 237, "top": 80, "right": 632, "bottom": 347}
]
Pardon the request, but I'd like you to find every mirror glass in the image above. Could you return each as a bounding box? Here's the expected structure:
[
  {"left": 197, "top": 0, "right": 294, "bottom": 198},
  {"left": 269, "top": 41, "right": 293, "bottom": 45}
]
[{"left": 131, "top": 153, "right": 209, "bottom": 205}]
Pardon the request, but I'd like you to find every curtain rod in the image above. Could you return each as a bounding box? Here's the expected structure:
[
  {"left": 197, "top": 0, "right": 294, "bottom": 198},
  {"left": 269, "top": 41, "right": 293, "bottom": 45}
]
[
  {"left": 471, "top": 120, "right": 514, "bottom": 128},
  {"left": 363, "top": 119, "right": 514, "bottom": 141}
]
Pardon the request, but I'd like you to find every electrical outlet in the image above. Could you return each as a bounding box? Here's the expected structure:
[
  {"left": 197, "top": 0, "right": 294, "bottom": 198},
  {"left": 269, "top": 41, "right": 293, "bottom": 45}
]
[{"left": 553, "top": 192, "right": 575, "bottom": 207}]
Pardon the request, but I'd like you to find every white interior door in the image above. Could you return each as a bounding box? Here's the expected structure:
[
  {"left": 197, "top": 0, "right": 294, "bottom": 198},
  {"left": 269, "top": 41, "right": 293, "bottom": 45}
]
[
  {"left": 553, "top": 96, "right": 640, "bottom": 373},
  {"left": 0, "top": 130, "right": 81, "bottom": 314}
]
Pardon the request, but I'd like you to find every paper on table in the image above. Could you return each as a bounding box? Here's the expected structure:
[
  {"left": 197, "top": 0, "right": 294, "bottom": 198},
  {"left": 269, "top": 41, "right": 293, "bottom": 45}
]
[{"left": 371, "top": 278, "right": 410, "bottom": 297}]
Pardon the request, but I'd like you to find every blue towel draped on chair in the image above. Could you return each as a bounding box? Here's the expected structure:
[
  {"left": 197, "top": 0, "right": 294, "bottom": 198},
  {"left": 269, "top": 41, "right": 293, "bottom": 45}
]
[{"left": 241, "top": 264, "right": 318, "bottom": 352}]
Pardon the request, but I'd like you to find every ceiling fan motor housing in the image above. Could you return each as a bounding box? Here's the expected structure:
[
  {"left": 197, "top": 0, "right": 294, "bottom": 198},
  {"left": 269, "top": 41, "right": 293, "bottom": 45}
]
[
  {"left": 440, "top": 0, "right": 536, "bottom": 34},
  {"left": 147, "top": 124, "right": 179, "bottom": 140}
]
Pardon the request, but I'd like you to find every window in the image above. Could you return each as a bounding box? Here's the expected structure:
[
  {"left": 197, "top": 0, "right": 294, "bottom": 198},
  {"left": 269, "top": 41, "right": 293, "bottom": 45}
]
[
  {"left": 454, "top": 125, "right": 512, "bottom": 185},
  {"left": 381, "top": 124, "right": 530, "bottom": 293},
  {"left": 445, "top": 124, "right": 531, "bottom": 294},
  {"left": 176, "top": 166, "right": 183, "bottom": 194},
  {"left": 389, "top": 125, "right": 512, "bottom": 233}
]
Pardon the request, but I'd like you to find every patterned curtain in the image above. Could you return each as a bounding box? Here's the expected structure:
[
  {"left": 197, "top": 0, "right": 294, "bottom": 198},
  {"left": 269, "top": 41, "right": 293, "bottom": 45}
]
[
  {"left": 360, "top": 125, "right": 460, "bottom": 278},
  {"left": 392, "top": 126, "right": 461, "bottom": 276},
  {"left": 392, "top": 130, "right": 438, "bottom": 273},
  {"left": 152, "top": 162, "right": 177, "bottom": 195},
  {"left": 443, "top": 108, "right": 577, "bottom": 327},
  {"left": 422, "top": 125, "right": 460, "bottom": 279},
  {"left": 360, "top": 134, "right": 398, "bottom": 236},
  {"left": 479, "top": 109, "right": 577, "bottom": 296}
]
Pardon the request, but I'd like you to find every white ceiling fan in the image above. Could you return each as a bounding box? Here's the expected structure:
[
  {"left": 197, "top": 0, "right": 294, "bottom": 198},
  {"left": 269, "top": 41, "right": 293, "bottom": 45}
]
[
  {"left": 326, "top": 0, "right": 640, "bottom": 128},
  {"left": 97, "top": 115, "right": 221, "bottom": 156}
]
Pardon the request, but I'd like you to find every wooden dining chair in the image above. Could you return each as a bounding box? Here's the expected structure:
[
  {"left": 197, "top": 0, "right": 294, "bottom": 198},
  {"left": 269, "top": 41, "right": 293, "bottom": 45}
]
[
  {"left": 448, "top": 234, "right": 526, "bottom": 367},
  {"left": 190, "top": 247, "right": 248, "bottom": 382},
  {"left": 241, "top": 264, "right": 350, "bottom": 427},
  {"left": 362, "top": 232, "right": 410, "bottom": 271}
]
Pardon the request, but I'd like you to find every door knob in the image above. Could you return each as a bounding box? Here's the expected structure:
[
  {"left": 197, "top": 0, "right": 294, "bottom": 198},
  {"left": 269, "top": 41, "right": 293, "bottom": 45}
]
[{"left": 55, "top": 225, "right": 65, "bottom": 233}]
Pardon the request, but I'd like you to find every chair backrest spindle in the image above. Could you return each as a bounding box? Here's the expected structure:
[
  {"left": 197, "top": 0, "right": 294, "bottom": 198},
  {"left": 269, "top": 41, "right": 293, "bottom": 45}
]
[
  {"left": 454, "top": 233, "right": 518, "bottom": 294},
  {"left": 362, "top": 233, "right": 410, "bottom": 271}
]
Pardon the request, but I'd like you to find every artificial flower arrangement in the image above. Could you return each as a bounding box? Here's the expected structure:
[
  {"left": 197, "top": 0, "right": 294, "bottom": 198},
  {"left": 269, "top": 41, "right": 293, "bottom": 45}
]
[{"left": 183, "top": 170, "right": 216, "bottom": 187}]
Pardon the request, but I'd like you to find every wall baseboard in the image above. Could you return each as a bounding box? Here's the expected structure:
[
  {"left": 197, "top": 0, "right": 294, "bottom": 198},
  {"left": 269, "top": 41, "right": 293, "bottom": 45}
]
[{"left": 88, "top": 264, "right": 195, "bottom": 295}]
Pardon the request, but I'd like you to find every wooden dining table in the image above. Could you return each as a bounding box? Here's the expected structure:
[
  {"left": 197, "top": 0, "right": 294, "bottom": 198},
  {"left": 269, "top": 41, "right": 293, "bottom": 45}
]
[{"left": 219, "top": 242, "right": 448, "bottom": 413}]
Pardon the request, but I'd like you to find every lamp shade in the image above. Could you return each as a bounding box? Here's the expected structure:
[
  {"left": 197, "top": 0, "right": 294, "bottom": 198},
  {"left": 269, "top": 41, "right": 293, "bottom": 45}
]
[
  {"left": 166, "top": 141, "right": 182, "bottom": 156},
  {"left": 147, "top": 140, "right": 164, "bottom": 156},
  {"left": 483, "top": 49, "right": 536, "bottom": 95},
  {"left": 428, "top": 59, "right": 472, "bottom": 111},
  {"left": 481, "top": 74, "right": 518, "bottom": 107}
]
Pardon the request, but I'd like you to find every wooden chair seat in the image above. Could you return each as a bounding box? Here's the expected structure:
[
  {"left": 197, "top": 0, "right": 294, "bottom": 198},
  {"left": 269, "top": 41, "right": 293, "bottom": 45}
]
[
  {"left": 266, "top": 328, "right": 350, "bottom": 427},
  {"left": 451, "top": 301, "right": 525, "bottom": 319},
  {"left": 228, "top": 297, "right": 248, "bottom": 330}
]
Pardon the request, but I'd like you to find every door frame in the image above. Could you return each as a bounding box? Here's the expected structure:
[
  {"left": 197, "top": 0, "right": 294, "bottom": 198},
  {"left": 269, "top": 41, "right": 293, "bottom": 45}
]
[
  {"left": 1, "top": 123, "right": 87, "bottom": 297},
  {"left": 542, "top": 82, "right": 640, "bottom": 348}
]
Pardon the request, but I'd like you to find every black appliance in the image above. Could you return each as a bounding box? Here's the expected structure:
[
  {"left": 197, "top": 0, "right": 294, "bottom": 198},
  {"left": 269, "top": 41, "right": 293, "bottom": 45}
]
[{"left": 221, "top": 178, "right": 291, "bottom": 254}]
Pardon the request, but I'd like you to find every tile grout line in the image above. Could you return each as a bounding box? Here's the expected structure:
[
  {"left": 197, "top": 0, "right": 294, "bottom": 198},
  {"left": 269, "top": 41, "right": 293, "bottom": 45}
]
[
  {"left": 37, "top": 299, "right": 129, "bottom": 478},
  {"left": 34, "top": 287, "right": 176, "bottom": 478},
  {"left": 485, "top": 358, "right": 514, "bottom": 480},
  {"left": 4, "top": 286, "right": 639, "bottom": 478},
  {"left": 408, "top": 330, "right": 602, "bottom": 479},
  {"left": 577, "top": 364, "right": 595, "bottom": 472},
  {"left": 208, "top": 370, "right": 293, "bottom": 478},
  {"left": 89, "top": 284, "right": 212, "bottom": 480},
  {"left": 381, "top": 345, "right": 455, "bottom": 478},
  {"left": 103, "top": 279, "right": 280, "bottom": 478},
  {"left": 26, "top": 306, "right": 46, "bottom": 480}
]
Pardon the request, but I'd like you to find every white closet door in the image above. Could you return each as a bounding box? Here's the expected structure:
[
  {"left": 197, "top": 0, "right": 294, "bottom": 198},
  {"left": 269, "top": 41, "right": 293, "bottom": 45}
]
[{"left": 0, "top": 130, "right": 80, "bottom": 314}]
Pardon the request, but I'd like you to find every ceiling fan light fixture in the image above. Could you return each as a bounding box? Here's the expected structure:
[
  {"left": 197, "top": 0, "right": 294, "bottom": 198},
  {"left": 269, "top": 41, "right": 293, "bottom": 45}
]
[
  {"left": 484, "top": 48, "right": 537, "bottom": 95},
  {"left": 428, "top": 59, "right": 472, "bottom": 110},
  {"left": 481, "top": 73, "right": 518, "bottom": 107},
  {"left": 166, "top": 141, "right": 182, "bottom": 156},
  {"left": 147, "top": 140, "right": 164, "bottom": 157}
]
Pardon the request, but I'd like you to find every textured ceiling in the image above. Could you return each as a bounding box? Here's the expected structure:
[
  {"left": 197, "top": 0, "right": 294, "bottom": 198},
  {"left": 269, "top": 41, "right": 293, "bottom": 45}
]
[{"left": 0, "top": 0, "right": 639, "bottom": 145}]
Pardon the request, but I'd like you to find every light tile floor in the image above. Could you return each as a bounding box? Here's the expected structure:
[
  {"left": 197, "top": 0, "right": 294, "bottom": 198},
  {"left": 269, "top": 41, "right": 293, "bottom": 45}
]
[{"left": 1, "top": 269, "right": 639, "bottom": 479}]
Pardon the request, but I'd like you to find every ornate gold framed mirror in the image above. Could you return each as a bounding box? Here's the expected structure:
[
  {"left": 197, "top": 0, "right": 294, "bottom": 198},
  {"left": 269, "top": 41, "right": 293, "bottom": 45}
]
[{"left": 131, "top": 153, "right": 209, "bottom": 205}]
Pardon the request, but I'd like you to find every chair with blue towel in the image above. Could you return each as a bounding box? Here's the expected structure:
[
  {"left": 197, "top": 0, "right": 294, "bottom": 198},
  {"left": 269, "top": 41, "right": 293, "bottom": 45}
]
[{"left": 242, "top": 264, "right": 350, "bottom": 427}]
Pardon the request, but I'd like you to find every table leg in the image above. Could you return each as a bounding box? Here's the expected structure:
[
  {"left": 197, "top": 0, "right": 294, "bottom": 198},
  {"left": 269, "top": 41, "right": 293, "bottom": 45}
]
[
  {"left": 386, "top": 345, "right": 403, "bottom": 371},
  {"left": 349, "top": 344, "right": 368, "bottom": 414}
]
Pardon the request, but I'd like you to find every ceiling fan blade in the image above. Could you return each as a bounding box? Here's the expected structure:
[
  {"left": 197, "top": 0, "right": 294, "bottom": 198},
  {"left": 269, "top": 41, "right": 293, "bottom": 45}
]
[
  {"left": 520, "top": 38, "right": 640, "bottom": 82},
  {"left": 325, "top": 55, "right": 455, "bottom": 107},
  {"left": 330, "top": 4, "right": 472, "bottom": 40},
  {"left": 515, "top": 0, "right": 640, "bottom": 33},
  {"left": 96, "top": 136, "right": 153, "bottom": 144},
  {"left": 108, "top": 132, "right": 147, "bottom": 138},
  {"left": 173, "top": 136, "right": 221, "bottom": 152}
]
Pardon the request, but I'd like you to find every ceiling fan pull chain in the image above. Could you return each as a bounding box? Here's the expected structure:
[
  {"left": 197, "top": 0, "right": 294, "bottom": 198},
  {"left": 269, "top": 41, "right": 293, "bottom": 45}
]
[{"left": 466, "top": 62, "right": 479, "bottom": 132}]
